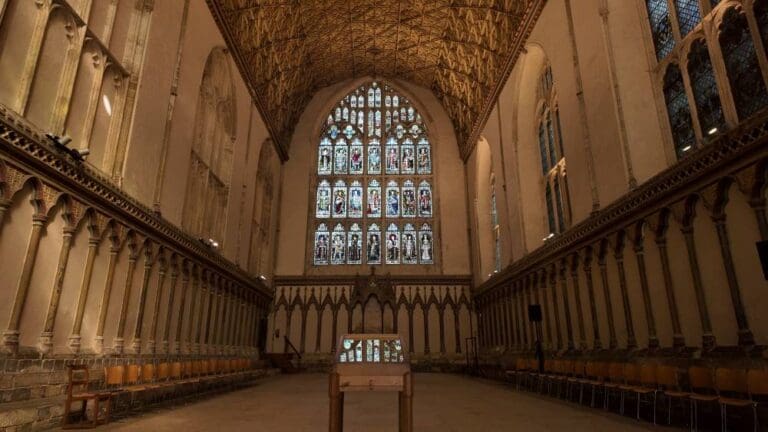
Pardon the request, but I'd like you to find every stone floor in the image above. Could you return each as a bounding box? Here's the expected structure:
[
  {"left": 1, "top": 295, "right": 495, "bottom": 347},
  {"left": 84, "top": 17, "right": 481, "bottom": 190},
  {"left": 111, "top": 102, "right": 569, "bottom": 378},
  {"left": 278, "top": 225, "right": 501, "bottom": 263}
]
[{"left": 80, "top": 373, "right": 677, "bottom": 432}]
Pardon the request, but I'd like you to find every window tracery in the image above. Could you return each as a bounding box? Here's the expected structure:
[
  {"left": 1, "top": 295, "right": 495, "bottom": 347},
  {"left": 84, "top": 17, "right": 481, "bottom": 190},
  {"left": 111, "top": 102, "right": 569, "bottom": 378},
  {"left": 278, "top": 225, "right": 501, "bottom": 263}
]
[
  {"left": 311, "top": 82, "right": 435, "bottom": 266},
  {"left": 182, "top": 47, "right": 235, "bottom": 245},
  {"left": 644, "top": 0, "right": 768, "bottom": 159},
  {"left": 536, "top": 65, "right": 570, "bottom": 236}
]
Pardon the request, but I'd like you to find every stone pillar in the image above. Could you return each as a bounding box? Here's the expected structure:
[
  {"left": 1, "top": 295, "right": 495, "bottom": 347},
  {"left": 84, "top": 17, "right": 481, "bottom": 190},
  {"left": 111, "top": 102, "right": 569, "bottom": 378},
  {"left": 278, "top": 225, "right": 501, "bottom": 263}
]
[
  {"left": 95, "top": 231, "right": 131, "bottom": 355},
  {"left": 204, "top": 275, "right": 217, "bottom": 354},
  {"left": 656, "top": 230, "right": 686, "bottom": 349},
  {"left": 559, "top": 260, "right": 575, "bottom": 351},
  {"left": 548, "top": 265, "right": 563, "bottom": 351},
  {"left": 3, "top": 212, "right": 47, "bottom": 354},
  {"left": 614, "top": 235, "right": 637, "bottom": 350},
  {"left": 712, "top": 211, "right": 754, "bottom": 347},
  {"left": 539, "top": 271, "right": 553, "bottom": 350},
  {"left": 633, "top": 236, "right": 659, "bottom": 349},
  {"left": 147, "top": 251, "right": 168, "bottom": 354},
  {"left": 129, "top": 245, "right": 155, "bottom": 354},
  {"left": 69, "top": 225, "right": 102, "bottom": 353},
  {"left": 569, "top": 254, "right": 587, "bottom": 351},
  {"left": 194, "top": 272, "right": 209, "bottom": 355},
  {"left": 582, "top": 248, "right": 602, "bottom": 350},
  {"left": 598, "top": 246, "right": 618, "bottom": 349},
  {"left": 681, "top": 224, "right": 716, "bottom": 349},
  {"left": 162, "top": 256, "right": 179, "bottom": 354},
  {"left": 174, "top": 262, "right": 190, "bottom": 355},
  {"left": 185, "top": 267, "right": 200, "bottom": 355},
  {"left": 38, "top": 223, "right": 76, "bottom": 355}
]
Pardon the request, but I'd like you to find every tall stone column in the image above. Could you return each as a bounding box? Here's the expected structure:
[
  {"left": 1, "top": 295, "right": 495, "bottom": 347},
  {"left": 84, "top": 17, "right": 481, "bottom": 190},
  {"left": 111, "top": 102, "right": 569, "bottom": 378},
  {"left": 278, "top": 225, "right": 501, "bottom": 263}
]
[
  {"left": 712, "top": 211, "right": 754, "bottom": 347},
  {"left": 174, "top": 262, "right": 191, "bottom": 355},
  {"left": 633, "top": 234, "right": 659, "bottom": 349},
  {"left": 204, "top": 275, "right": 217, "bottom": 354},
  {"left": 162, "top": 256, "right": 179, "bottom": 354},
  {"left": 598, "top": 246, "right": 618, "bottom": 349},
  {"left": 129, "top": 245, "right": 155, "bottom": 354},
  {"left": 194, "top": 271, "right": 209, "bottom": 355},
  {"left": 3, "top": 211, "right": 47, "bottom": 354},
  {"left": 95, "top": 231, "right": 133, "bottom": 355},
  {"left": 185, "top": 267, "right": 200, "bottom": 355},
  {"left": 538, "top": 271, "right": 553, "bottom": 350},
  {"left": 147, "top": 250, "right": 168, "bottom": 354},
  {"left": 559, "top": 261, "right": 575, "bottom": 351},
  {"left": 582, "top": 248, "right": 602, "bottom": 350},
  {"left": 548, "top": 265, "right": 563, "bottom": 351},
  {"left": 614, "top": 235, "right": 637, "bottom": 350},
  {"left": 655, "top": 230, "right": 686, "bottom": 349},
  {"left": 681, "top": 224, "right": 716, "bottom": 350},
  {"left": 38, "top": 221, "right": 77, "bottom": 355},
  {"left": 569, "top": 254, "right": 587, "bottom": 351},
  {"left": 69, "top": 220, "right": 103, "bottom": 353}
]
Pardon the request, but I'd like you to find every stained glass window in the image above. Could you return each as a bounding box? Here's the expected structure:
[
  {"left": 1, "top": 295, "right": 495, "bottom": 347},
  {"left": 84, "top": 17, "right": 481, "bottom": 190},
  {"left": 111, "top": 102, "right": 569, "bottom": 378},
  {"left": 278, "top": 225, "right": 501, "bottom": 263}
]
[
  {"left": 646, "top": 0, "right": 675, "bottom": 60},
  {"left": 538, "top": 65, "right": 570, "bottom": 236},
  {"left": 663, "top": 64, "right": 697, "bottom": 157},
  {"left": 719, "top": 8, "right": 768, "bottom": 120},
  {"left": 674, "top": 0, "right": 702, "bottom": 36},
  {"left": 314, "top": 223, "right": 330, "bottom": 265},
  {"left": 386, "top": 223, "right": 400, "bottom": 264},
  {"left": 312, "top": 82, "right": 435, "bottom": 266},
  {"left": 402, "top": 224, "right": 418, "bottom": 264},
  {"left": 688, "top": 39, "right": 725, "bottom": 136},
  {"left": 755, "top": 1, "right": 768, "bottom": 53}
]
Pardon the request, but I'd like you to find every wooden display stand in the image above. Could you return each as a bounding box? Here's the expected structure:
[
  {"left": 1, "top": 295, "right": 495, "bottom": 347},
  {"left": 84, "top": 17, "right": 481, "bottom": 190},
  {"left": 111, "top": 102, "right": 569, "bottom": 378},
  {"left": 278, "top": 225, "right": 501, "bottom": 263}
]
[{"left": 329, "top": 334, "right": 412, "bottom": 432}]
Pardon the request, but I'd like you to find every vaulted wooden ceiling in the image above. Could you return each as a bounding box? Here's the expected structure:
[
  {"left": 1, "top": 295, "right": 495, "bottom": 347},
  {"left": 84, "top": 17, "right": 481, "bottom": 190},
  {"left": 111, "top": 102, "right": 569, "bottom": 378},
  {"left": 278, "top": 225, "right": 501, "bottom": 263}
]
[{"left": 205, "top": 0, "right": 544, "bottom": 160}]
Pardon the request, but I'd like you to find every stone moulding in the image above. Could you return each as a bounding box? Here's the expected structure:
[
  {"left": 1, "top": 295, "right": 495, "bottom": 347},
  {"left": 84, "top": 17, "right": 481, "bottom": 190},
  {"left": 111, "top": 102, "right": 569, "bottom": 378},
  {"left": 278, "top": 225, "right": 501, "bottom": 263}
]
[
  {"left": 0, "top": 105, "right": 272, "bottom": 300},
  {"left": 477, "top": 110, "right": 768, "bottom": 297}
]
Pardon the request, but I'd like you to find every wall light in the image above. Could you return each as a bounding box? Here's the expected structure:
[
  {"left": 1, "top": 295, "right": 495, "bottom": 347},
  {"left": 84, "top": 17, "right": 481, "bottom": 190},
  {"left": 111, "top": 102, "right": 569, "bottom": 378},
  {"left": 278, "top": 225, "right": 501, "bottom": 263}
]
[{"left": 102, "top": 94, "right": 112, "bottom": 116}]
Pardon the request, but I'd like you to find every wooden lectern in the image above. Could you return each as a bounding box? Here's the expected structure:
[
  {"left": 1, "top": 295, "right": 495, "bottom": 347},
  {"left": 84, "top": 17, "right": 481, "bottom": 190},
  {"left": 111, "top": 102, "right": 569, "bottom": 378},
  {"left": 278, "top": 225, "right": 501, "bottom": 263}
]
[{"left": 329, "top": 334, "right": 412, "bottom": 432}]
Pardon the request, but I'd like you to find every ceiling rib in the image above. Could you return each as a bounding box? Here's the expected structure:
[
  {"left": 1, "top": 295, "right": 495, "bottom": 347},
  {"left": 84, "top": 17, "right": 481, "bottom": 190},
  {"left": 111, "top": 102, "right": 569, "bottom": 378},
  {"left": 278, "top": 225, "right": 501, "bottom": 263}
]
[{"left": 205, "top": 0, "right": 545, "bottom": 161}]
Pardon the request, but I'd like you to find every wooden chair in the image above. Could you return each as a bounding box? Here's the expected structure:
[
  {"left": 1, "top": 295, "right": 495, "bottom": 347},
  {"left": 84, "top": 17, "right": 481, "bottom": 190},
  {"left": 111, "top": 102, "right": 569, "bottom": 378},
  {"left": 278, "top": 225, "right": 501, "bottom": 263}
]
[
  {"left": 62, "top": 365, "right": 112, "bottom": 429},
  {"left": 630, "top": 364, "right": 659, "bottom": 424},
  {"left": 715, "top": 368, "right": 755, "bottom": 432},
  {"left": 103, "top": 365, "right": 126, "bottom": 392},
  {"left": 583, "top": 361, "right": 608, "bottom": 408},
  {"left": 657, "top": 365, "right": 689, "bottom": 425},
  {"left": 604, "top": 362, "right": 625, "bottom": 410},
  {"left": 157, "top": 363, "right": 170, "bottom": 382},
  {"left": 565, "top": 360, "right": 586, "bottom": 402},
  {"left": 505, "top": 358, "right": 529, "bottom": 389},
  {"left": 689, "top": 366, "right": 718, "bottom": 432}
]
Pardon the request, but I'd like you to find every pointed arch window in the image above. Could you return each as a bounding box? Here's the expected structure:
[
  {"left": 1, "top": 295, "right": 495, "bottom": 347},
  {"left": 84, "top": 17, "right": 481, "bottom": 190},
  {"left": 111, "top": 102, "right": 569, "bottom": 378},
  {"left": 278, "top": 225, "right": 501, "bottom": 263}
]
[
  {"left": 663, "top": 64, "right": 696, "bottom": 157},
  {"left": 537, "top": 65, "right": 571, "bottom": 236},
  {"left": 719, "top": 8, "right": 768, "bottom": 120},
  {"left": 182, "top": 48, "right": 236, "bottom": 245},
  {"left": 645, "top": 2, "right": 768, "bottom": 159},
  {"left": 311, "top": 82, "right": 436, "bottom": 266}
]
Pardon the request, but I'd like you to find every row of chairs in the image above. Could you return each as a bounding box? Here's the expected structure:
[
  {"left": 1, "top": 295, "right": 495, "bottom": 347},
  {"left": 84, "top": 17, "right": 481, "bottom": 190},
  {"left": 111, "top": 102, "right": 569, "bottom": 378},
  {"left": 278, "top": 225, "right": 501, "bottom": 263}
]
[
  {"left": 505, "top": 358, "right": 768, "bottom": 432},
  {"left": 104, "top": 358, "right": 256, "bottom": 393}
]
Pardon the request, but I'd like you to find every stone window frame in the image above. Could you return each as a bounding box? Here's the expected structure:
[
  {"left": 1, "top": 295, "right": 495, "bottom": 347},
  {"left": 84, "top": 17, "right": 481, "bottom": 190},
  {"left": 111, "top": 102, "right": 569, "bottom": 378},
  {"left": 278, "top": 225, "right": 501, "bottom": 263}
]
[{"left": 638, "top": 0, "right": 768, "bottom": 162}]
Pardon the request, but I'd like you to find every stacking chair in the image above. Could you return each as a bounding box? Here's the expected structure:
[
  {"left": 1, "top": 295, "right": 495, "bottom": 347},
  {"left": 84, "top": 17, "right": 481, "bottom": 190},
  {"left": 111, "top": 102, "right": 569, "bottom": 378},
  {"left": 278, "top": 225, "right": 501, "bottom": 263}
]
[
  {"left": 581, "top": 361, "right": 606, "bottom": 408},
  {"left": 62, "top": 365, "right": 112, "bottom": 429},
  {"left": 656, "top": 365, "right": 689, "bottom": 425},
  {"left": 689, "top": 366, "right": 718, "bottom": 432},
  {"left": 604, "top": 362, "right": 625, "bottom": 410},
  {"left": 629, "top": 364, "right": 659, "bottom": 424},
  {"left": 566, "top": 361, "right": 587, "bottom": 402},
  {"left": 715, "top": 368, "right": 758, "bottom": 432}
]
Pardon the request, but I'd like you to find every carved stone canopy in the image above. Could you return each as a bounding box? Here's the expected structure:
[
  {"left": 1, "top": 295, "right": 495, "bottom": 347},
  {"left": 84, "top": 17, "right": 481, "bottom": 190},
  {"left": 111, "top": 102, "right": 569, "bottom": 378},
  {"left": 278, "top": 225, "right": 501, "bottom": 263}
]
[{"left": 206, "top": 0, "right": 543, "bottom": 161}]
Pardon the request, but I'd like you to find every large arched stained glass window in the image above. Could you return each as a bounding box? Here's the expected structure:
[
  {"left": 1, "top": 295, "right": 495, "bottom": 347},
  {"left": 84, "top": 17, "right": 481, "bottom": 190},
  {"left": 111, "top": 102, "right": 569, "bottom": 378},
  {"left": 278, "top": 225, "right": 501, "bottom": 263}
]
[{"left": 312, "top": 82, "right": 435, "bottom": 266}]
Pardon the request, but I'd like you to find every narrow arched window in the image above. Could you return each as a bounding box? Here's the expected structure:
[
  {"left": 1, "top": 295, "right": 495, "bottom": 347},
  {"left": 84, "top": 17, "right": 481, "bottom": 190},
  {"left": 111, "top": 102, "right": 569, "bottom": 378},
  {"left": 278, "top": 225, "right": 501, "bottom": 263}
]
[
  {"left": 537, "top": 65, "right": 570, "bottom": 236},
  {"left": 719, "top": 8, "right": 768, "bottom": 120},
  {"left": 663, "top": 64, "right": 697, "bottom": 156},
  {"left": 674, "top": 0, "right": 702, "bottom": 36},
  {"left": 182, "top": 47, "right": 236, "bottom": 246},
  {"left": 646, "top": 0, "right": 675, "bottom": 59},
  {"left": 490, "top": 176, "right": 501, "bottom": 272},
  {"left": 688, "top": 39, "right": 725, "bottom": 137},
  {"left": 311, "top": 81, "right": 435, "bottom": 266}
]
